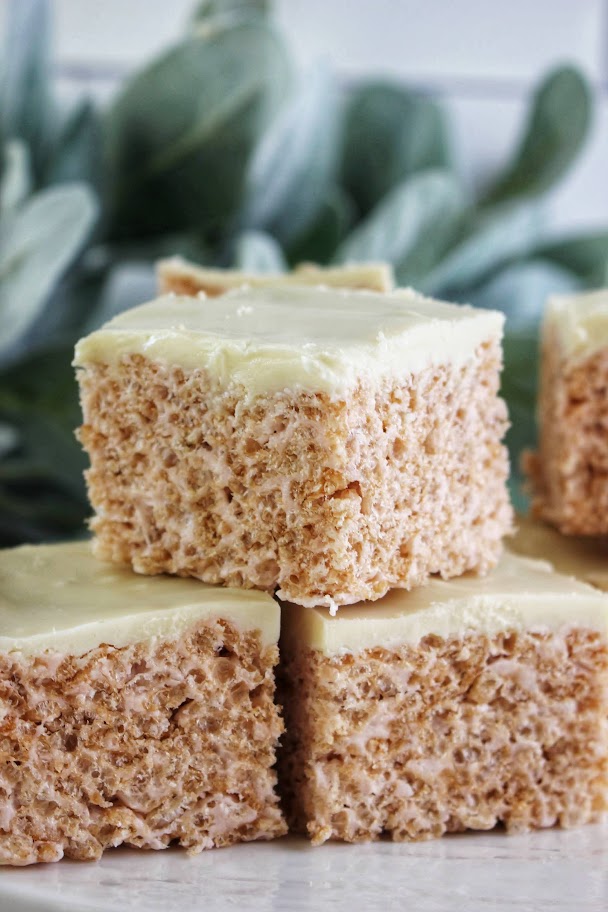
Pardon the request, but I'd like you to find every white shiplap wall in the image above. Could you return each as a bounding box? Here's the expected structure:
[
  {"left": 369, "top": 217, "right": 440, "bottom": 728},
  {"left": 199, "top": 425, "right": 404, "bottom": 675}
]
[{"left": 3, "top": 0, "right": 608, "bottom": 233}]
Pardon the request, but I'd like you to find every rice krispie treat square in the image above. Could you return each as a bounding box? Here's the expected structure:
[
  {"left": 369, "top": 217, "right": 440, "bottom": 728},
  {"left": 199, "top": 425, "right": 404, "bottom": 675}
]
[
  {"left": 0, "top": 542, "right": 284, "bottom": 865},
  {"left": 510, "top": 514, "right": 608, "bottom": 591},
  {"left": 156, "top": 257, "right": 395, "bottom": 296},
  {"left": 75, "top": 284, "right": 511, "bottom": 609},
  {"left": 278, "top": 553, "right": 608, "bottom": 844},
  {"left": 525, "top": 288, "right": 608, "bottom": 535}
]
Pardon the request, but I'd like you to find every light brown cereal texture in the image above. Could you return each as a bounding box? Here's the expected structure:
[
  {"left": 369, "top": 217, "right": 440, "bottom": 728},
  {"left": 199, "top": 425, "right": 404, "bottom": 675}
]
[
  {"left": 278, "top": 626, "right": 608, "bottom": 844},
  {"left": 77, "top": 337, "right": 511, "bottom": 607},
  {"left": 524, "top": 324, "right": 608, "bottom": 535},
  {"left": 0, "top": 620, "right": 285, "bottom": 865}
]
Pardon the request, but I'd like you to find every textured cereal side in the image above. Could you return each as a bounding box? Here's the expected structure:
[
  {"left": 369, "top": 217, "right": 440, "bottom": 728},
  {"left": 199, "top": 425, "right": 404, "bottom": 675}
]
[
  {"left": 278, "top": 628, "right": 608, "bottom": 844},
  {"left": 525, "top": 333, "right": 608, "bottom": 535},
  {"left": 77, "top": 339, "right": 511, "bottom": 606},
  {"left": 0, "top": 620, "right": 285, "bottom": 865}
]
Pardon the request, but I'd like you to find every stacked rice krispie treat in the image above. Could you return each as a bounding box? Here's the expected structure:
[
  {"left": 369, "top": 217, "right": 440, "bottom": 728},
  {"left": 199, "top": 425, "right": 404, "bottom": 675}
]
[
  {"left": 515, "top": 287, "right": 608, "bottom": 581},
  {"left": 279, "top": 553, "right": 608, "bottom": 843},
  {"left": 525, "top": 288, "right": 608, "bottom": 535},
  {"left": 0, "top": 541, "right": 285, "bottom": 864},
  {"left": 74, "top": 282, "right": 511, "bottom": 608},
  {"left": 2, "top": 264, "right": 607, "bottom": 864}
]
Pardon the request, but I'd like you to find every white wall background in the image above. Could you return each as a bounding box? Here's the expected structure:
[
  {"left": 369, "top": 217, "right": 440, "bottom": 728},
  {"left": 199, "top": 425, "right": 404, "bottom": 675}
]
[{"left": 3, "top": 0, "right": 607, "bottom": 234}]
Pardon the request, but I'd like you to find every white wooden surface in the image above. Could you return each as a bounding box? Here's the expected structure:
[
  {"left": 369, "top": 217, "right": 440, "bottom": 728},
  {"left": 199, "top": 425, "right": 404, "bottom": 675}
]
[{"left": 1, "top": 828, "right": 607, "bottom": 912}]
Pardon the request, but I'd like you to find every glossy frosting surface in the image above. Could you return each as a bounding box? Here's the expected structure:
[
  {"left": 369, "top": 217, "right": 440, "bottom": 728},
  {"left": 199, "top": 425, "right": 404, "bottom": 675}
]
[
  {"left": 510, "top": 515, "right": 608, "bottom": 592},
  {"left": 282, "top": 553, "right": 608, "bottom": 656},
  {"left": 0, "top": 542, "right": 279, "bottom": 655},
  {"left": 74, "top": 285, "right": 504, "bottom": 395},
  {"left": 546, "top": 288, "right": 608, "bottom": 362}
]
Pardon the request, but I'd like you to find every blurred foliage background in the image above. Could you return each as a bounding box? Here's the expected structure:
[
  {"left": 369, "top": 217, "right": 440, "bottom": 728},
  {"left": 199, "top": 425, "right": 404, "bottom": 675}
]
[{"left": 0, "top": 0, "right": 607, "bottom": 545}]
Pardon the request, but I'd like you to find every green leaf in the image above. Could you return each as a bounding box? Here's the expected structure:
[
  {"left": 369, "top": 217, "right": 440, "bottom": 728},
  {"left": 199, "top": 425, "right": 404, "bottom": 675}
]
[
  {"left": 286, "top": 187, "right": 356, "bottom": 266},
  {"left": 0, "top": 343, "right": 81, "bottom": 421},
  {"left": 0, "top": 344, "right": 86, "bottom": 500},
  {"left": 241, "top": 66, "right": 340, "bottom": 245},
  {"left": 0, "top": 487, "right": 87, "bottom": 545},
  {"left": 232, "top": 230, "right": 286, "bottom": 272},
  {"left": 45, "top": 99, "right": 103, "bottom": 190},
  {"left": 484, "top": 66, "right": 591, "bottom": 205},
  {"left": 0, "top": 346, "right": 92, "bottom": 545},
  {"left": 0, "top": 421, "right": 18, "bottom": 458},
  {"left": 0, "top": 183, "right": 98, "bottom": 364},
  {"left": 1, "top": 0, "right": 54, "bottom": 184},
  {"left": 96, "top": 234, "right": 211, "bottom": 271},
  {"left": 535, "top": 231, "right": 608, "bottom": 287},
  {"left": 334, "top": 170, "right": 465, "bottom": 271},
  {"left": 396, "top": 202, "right": 467, "bottom": 288},
  {"left": 104, "top": 22, "right": 290, "bottom": 239},
  {"left": 468, "top": 258, "right": 579, "bottom": 329},
  {"left": 0, "top": 140, "right": 31, "bottom": 212},
  {"left": 83, "top": 262, "right": 156, "bottom": 330},
  {"left": 341, "top": 81, "right": 452, "bottom": 215},
  {"left": 422, "top": 202, "right": 544, "bottom": 296}
]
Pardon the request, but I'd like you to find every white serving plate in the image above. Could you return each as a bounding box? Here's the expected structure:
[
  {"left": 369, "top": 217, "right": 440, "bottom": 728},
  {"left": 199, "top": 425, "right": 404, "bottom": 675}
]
[{"left": 1, "top": 827, "right": 607, "bottom": 912}]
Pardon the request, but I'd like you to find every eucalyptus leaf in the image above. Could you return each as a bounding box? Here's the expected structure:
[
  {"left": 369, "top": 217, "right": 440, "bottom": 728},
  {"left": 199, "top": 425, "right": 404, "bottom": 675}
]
[
  {"left": 535, "top": 231, "right": 608, "bottom": 287},
  {"left": 422, "top": 202, "right": 544, "bottom": 296},
  {"left": 45, "top": 99, "right": 102, "bottom": 190},
  {"left": 341, "top": 81, "right": 452, "bottom": 215},
  {"left": 241, "top": 66, "right": 340, "bottom": 244},
  {"left": 334, "top": 170, "right": 465, "bottom": 269},
  {"left": 0, "top": 344, "right": 86, "bottom": 499},
  {"left": 0, "top": 487, "right": 87, "bottom": 545},
  {"left": 0, "top": 422, "right": 18, "bottom": 459},
  {"left": 484, "top": 66, "right": 591, "bottom": 205},
  {"left": 233, "top": 230, "right": 286, "bottom": 272},
  {"left": 17, "top": 410, "right": 87, "bottom": 500},
  {"left": 286, "top": 187, "right": 356, "bottom": 266},
  {"left": 396, "top": 204, "right": 467, "bottom": 288},
  {"left": 0, "top": 183, "right": 98, "bottom": 364},
  {"left": 0, "top": 343, "right": 82, "bottom": 423},
  {"left": 467, "top": 258, "right": 579, "bottom": 330},
  {"left": 104, "top": 22, "right": 290, "bottom": 239},
  {"left": 85, "top": 262, "right": 156, "bottom": 329},
  {"left": 0, "top": 140, "right": 31, "bottom": 212},
  {"left": 1, "top": 0, "right": 53, "bottom": 183},
  {"left": 98, "top": 234, "right": 211, "bottom": 271}
]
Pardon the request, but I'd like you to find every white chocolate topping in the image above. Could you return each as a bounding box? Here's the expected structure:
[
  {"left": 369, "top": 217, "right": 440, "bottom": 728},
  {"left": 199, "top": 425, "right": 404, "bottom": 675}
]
[
  {"left": 74, "top": 285, "right": 504, "bottom": 397},
  {"left": 509, "top": 515, "right": 608, "bottom": 592},
  {"left": 0, "top": 542, "right": 279, "bottom": 656},
  {"left": 157, "top": 257, "right": 396, "bottom": 295},
  {"left": 545, "top": 287, "right": 608, "bottom": 363},
  {"left": 281, "top": 553, "right": 608, "bottom": 656}
]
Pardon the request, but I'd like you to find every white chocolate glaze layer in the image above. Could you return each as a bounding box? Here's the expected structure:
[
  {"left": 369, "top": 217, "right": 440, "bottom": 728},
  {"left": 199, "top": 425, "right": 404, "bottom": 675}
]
[
  {"left": 0, "top": 542, "right": 279, "bottom": 656},
  {"left": 157, "top": 256, "right": 396, "bottom": 294},
  {"left": 74, "top": 285, "right": 504, "bottom": 397},
  {"left": 281, "top": 553, "right": 608, "bottom": 656},
  {"left": 509, "top": 515, "right": 608, "bottom": 592},
  {"left": 545, "top": 287, "right": 608, "bottom": 363}
]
